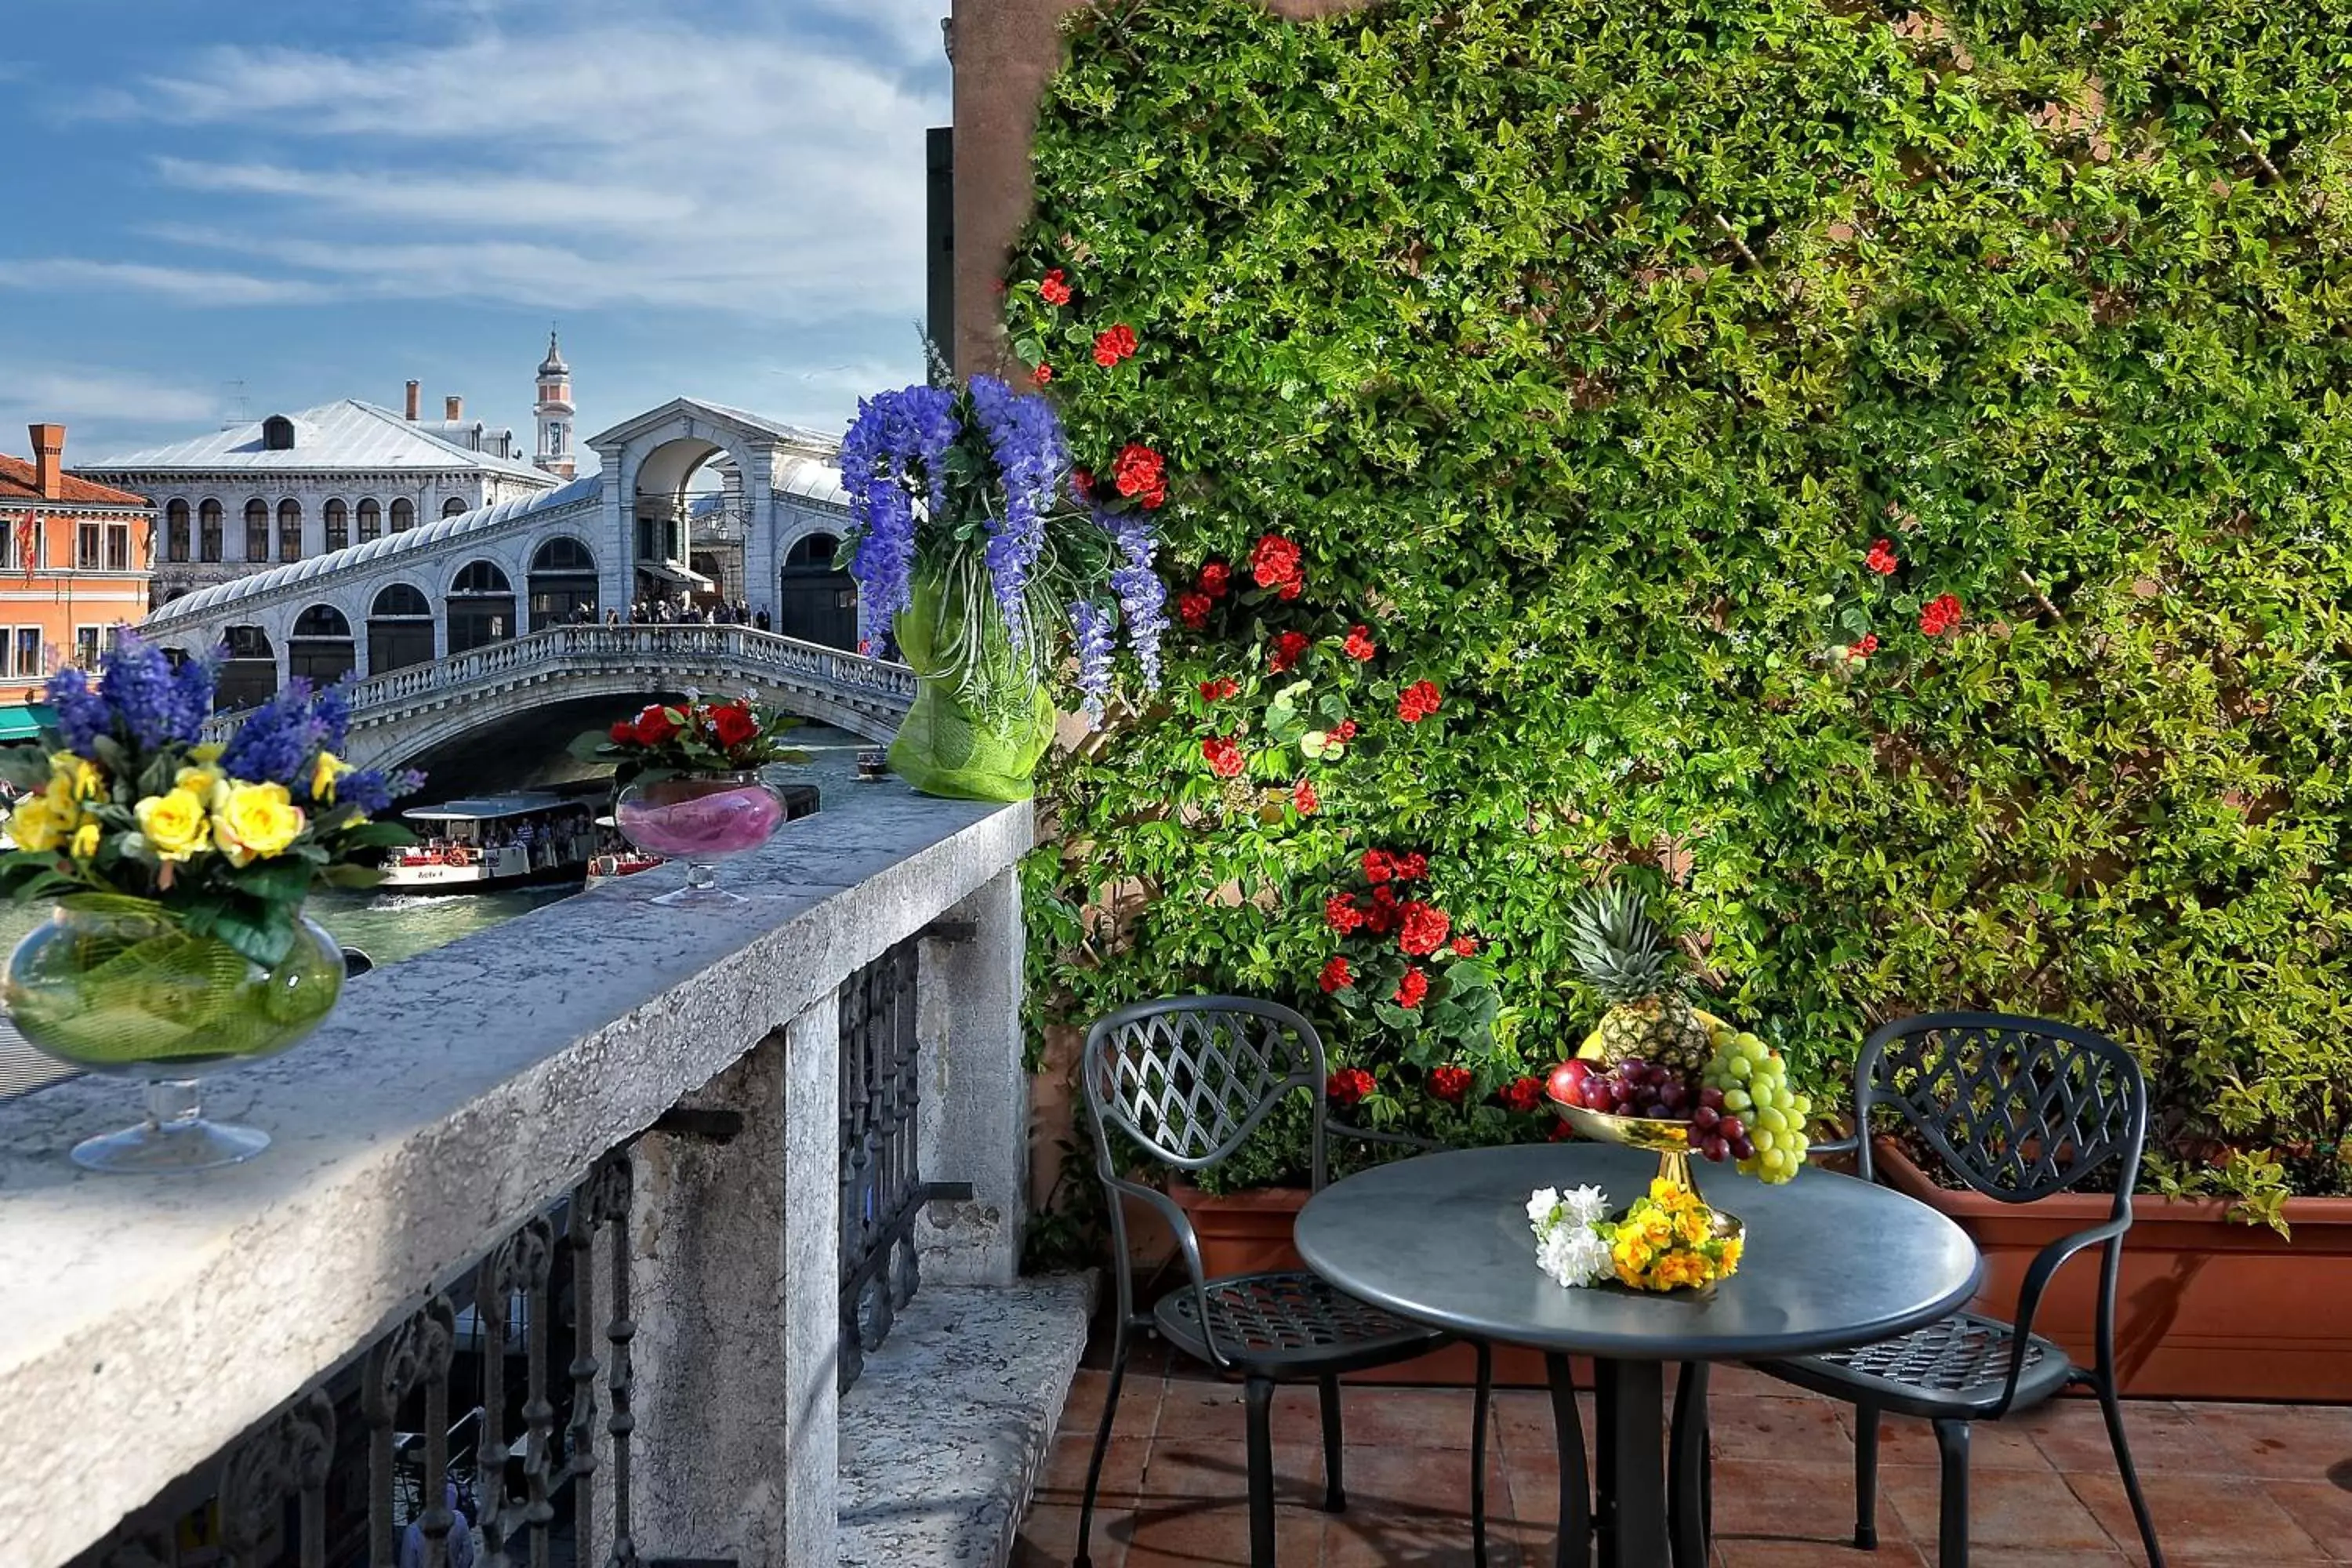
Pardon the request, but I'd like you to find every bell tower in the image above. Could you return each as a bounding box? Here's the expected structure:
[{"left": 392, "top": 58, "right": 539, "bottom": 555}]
[{"left": 534, "top": 328, "right": 575, "bottom": 480}]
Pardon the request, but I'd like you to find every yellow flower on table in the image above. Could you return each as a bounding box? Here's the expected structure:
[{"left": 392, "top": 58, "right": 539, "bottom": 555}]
[
  {"left": 50, "top": 753, "right": 103, "bottom": 803},
  {"left": 136, "top": 788, "right": 214, "bottom": 862},
  {"left": 69, "top": 822, "right": 101, "bottom": 861},
  {"left": 8, "top": 795, "right": 68, "bottom": 853},
  {"left": 213, "top": 782, "right": 307, "bottom": 866},
  {"left": 1675, "top": 1208, "right": 1713, "bottom": 1247},
  {"left": 176, "top": 764, "right": 230, "bottom": 811}
]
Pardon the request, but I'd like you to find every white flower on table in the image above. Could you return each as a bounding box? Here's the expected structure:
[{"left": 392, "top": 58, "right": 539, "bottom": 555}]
[{"left": 1527, "top": 1184, "right": 1613, "bottom": 1289}]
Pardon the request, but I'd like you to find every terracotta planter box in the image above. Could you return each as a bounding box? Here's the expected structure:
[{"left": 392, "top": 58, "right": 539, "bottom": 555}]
[
  {"left": 1167, "top": 1180, "right": 1566, "bottom": 1387},
  {"left": 1873, "top": 1138, "right": 2352, "bottom": 1402}
]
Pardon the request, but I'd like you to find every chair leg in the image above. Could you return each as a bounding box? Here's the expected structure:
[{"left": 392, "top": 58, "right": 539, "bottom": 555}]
[
  {"left": 1319, "top": 1373, "right": 1347, "bottom": 1512},
  {"left": 1545, "top": 1352, "right": 1592, "bottom": 1568},
  {"left": 1472, "top": 1339, "right": 1493, "bottom": 1568},
  {"left": 2096, "top": 1377, "right": 2165, "bottom": 1567},
  {"left": 1246, "top": 1374, "right": 1278, "bottom": 1568},
  {"left": 1073, "top": 1330, "right": 1131, "bottom": 1568},
  {"left": 1853, "top": 1402, "right": 1881, "bottom": 1550},
  {"left": 1933, "top": 1418, "right": 1970, "bottom": 1568}
]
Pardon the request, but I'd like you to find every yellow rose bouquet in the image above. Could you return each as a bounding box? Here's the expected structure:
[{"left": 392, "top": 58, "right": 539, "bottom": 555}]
[
  {"left": 0, "top": 637, "right": 426, "bottom": 1169},
  {"left": 1595, "top": 1178, "right": 1744, "bottom": 1294}
]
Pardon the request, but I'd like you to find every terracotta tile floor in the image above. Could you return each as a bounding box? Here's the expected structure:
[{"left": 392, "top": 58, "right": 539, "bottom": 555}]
[{"left": 1015, "top": 1342, "right": 2352, "bottom": 1567}]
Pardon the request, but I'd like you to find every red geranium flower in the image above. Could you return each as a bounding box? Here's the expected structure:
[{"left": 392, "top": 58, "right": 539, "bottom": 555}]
[
  {"left": 1363, "top": 887, "right": 1401, "bottom": 936},
  {"left": 1866, "top": 538, "right": 1900, "bottom": 576},
  {"left": 1178, "top": 593, "right": 1212, "bottom": 629},
  {"left": 1092, "top": 324, "right": 1138, "bottom": 368},
  {"left": 1112, "top": 443, "right": 1167, "bottom": 509},
  {"left": 710, "top": 702, "right": 760, "bottom": 750},
  {"left": 1325, "top": 893, "right": 1365, "bottom": 935},
  {"left": 1039, "top": 268, "right": 1073, "bottom": 306},
  {"left": 1071, "top": 468, "right": 1094, "bottom": 499},
  {"left": 1202, "top": 736, "right": 1246, "bottom": 778},
  {"left": 1393, "top": 967, "right": 1429, "bottom": 1007},
  {"left": 1363, "top": 848, "right": 1396, "bottom": 884},
  {"left": 1450, "top": 935, "right": 1478, "bottom": 958},
  {"left": 631, "top": 705, "right": 681, "bottom": 746},
  {"left": 1319, "top": 955, "right": 1354, "bottom": 993},
  {"left": 1200, "top": 676, "right": 1239, "bottom": 702},
  {"left": 1033, "top": 364, "right": 1054, "bottom": 386},
  {"left": 1399, "top": 902, "right": 1452, "bottom": 956},
  {"left": 1919, "top": 593, "right": 1964, "bottom": 637},
  {"left": 1327, "top": 1066, "right": 1376, "bottom": 1105},
  {"left": 1397, "top": 681, "right": 1444, "bottom": 722},
  {"left": 1850, "top": 633, "right": 1880, "bottom": 659},
  {"left": 1501, "top": 1076, "right": 1544, "bottom": 1113},
  {"left": 1199, "top": 561, "right": 1232, "bottom": 598},
  {"left": 1250, "top": 533, "right": 1303, "bottom": 593},
  {"left": 608, "top": 720, "right": 636, "bottom": 744},
  {"left": 1551, "top": 1118, "right": 1577, "bottom": 1142},
  {"left": 1343, "top": 624, "right": 1377, "bottom": 661},
  {"left": 1396, "top": 851, "right": 1428, "bottom": 881},
  {"left": 1269, "top": 630, "right": 1311, "bottom": 673},
  {"left": 1294, "top": 779, "right": 1319, "bottom": 815},
  {"left": 1331, "top": 719, "right": 1359, "bottom": 743},
  {"left": 1430, "top": 1064, "right": 1473, "bottom": 1103}
]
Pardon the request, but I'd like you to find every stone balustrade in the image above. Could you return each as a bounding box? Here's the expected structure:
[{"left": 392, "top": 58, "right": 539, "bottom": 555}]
[{"left": 0, "top": 778, "right": 1045, "bottom": 1568}]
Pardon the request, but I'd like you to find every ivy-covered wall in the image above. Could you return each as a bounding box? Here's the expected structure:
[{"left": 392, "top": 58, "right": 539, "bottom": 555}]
[{"left": 1008, "top": 0, "right": 2352, "bottom": 1214}]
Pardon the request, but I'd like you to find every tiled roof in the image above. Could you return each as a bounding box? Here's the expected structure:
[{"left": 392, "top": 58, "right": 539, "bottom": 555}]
[
  {"left": 143, "top": 474, "right": 604, "bottom": 626},
  {"left": 0, "top": 456, "right": 151, "bottom": 509},
  {"left": 81, "top": 400, "right": 556, "bottom": 483}
]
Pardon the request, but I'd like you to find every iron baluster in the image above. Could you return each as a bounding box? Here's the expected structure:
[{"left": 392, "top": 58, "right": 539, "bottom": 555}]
[
  {"left": 363, "top": 1296, "right": 458, "bottom": 1568},
  {"left": 216, "top": 1388, "right": 336, "bottom": 1568},
  {"left": 593, "top": 1155, "right": 641, "bottom": 1568},
  {"left": 481, "top": 1215, "right": 556, "bottom": 1566},
  {"left": 564, "top": 1173, "right": 603, "bottom": 1552}
]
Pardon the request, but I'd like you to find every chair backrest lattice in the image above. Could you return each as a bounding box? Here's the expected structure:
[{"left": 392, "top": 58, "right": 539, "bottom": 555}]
[
  {"left": 1858, "top": 1012, "right": 2148, "bottom": 1207},
  {"left": 1084, "top": 996, "right": 1327, "bottom": 1178}
]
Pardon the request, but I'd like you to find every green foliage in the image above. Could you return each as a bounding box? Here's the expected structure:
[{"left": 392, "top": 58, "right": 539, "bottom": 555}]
[{"left": 1016, "top": 0, "right": 2352, "bottom": 1207}]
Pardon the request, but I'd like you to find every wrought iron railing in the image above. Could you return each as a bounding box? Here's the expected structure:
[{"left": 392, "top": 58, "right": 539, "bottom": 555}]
[
  {"left": 67, "top": 1156, "right": 638, "bottom": 1568},
  {"left": 838, "top": 938, "right": 927, "bottom": 1395}
]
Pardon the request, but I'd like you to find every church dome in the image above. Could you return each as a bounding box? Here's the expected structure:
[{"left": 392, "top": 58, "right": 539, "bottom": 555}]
[{"left": 539, "top": 330, "right": 568, "bottom": 377}]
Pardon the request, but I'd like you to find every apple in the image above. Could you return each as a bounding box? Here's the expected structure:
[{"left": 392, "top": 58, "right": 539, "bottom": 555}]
[{"left": 1545, "top": 1059, "right": 1592, "bottom": 1105}]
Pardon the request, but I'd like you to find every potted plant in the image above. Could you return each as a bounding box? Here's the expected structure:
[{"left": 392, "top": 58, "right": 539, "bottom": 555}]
[
  {"left": 0, "top": 637, "right": 421, "bottom": 1172},
  {"left": 837, "top": 372, "right": 1166, "bottom": 800},
  {"left": 585, "top": 693, "right": 807, "bottom": 906}
]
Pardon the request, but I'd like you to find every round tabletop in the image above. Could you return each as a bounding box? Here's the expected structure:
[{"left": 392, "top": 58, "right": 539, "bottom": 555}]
[{"left": 1294, "top": 1143, "right": 1983, "bottom": 1361}]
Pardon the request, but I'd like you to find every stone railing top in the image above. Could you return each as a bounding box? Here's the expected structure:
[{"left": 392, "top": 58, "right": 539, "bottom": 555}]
[{"left": 0, "top": 779, "right": 1029, "bottom": 1566}]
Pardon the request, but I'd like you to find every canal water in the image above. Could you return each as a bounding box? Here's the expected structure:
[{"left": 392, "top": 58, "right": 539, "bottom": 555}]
[{"left": 0, "top": 726, "right": 873, "bottom": 1102}]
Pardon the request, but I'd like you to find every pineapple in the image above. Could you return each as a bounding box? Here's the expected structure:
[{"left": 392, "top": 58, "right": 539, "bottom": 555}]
[{"left": 1565, "top": 886, "right": 1714, "bottom": 1077}]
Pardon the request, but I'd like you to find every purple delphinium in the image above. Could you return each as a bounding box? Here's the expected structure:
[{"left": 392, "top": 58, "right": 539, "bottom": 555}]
[
  {"left": 219, "top": 679, "right": 324, "bottom": 787},
  {"left": 93, "top": 634, "right": 203, "bottom": 750},
  {"left": 46, "top": 666, "right": 111, "bottom": 759},
  {"left": 339, "top": 766, "right": 424, "bottom": 816},
  {"left": 1103, "top": 515, "right": 1167, "bottom": 690},
  {"left": 839, "top": 385, "right": 959, "bottom": 636},
  {"left": 1069, "top": 601, "right": 1116, "bottom": 727},
  {"left": 965, "top": 376, "right": 1070, "bottom": 630}
]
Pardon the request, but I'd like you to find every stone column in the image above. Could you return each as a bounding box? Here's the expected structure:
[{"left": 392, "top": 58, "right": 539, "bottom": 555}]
[
  {"left": 916, "top": 866, "right": 1027, "bottom": 1286},
  {"left": 611, "top": 989, "right": 841, "bottom": 1567}
]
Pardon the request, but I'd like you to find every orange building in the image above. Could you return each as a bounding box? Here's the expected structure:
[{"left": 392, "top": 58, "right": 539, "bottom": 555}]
[{"left": 0, "top": 424, "right": 156, "bottom": 735}]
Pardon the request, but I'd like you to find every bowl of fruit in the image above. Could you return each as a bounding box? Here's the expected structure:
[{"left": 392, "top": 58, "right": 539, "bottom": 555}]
[{"left": 1545, "top": 887, "right": 1813, "bottom": 1199}]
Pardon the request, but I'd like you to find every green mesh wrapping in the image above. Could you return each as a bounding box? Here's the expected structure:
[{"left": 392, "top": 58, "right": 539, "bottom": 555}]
[{"left": 887, "top": 572, "right": 1058, "bottom": 803}]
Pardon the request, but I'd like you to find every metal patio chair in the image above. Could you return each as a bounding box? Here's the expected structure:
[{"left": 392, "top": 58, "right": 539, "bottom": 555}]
[
  {"left": 1750, "top": 1012, "right": 2164, "bottom": 1567},
  {"left": 1075, "top": 995, "right": 1496, "bottom": 1568}
]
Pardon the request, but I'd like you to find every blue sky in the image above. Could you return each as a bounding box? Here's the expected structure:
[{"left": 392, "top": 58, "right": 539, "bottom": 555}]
[{"left": 0, "top": 0, "right": 949, "bottom": 466}]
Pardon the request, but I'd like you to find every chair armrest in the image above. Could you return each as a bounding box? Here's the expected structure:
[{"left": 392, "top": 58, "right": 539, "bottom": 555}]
[
  {"left": 1806, "top": 1131, "right": 1861, "bottom": 1158},
  {"left": 1104, "top": 1171, "right": 1234, "bottom": 1373},
  {"left": 1326, "top": 1118, "right": 1442, "bottom": 1154},
  {"left": 1996, "top": 1214, "right": 2129, "bottom": 1414}
]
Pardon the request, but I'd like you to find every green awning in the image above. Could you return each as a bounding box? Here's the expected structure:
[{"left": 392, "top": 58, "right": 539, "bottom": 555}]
[{"left": 0, "top": 706, "right": 56, "bottom": 743}]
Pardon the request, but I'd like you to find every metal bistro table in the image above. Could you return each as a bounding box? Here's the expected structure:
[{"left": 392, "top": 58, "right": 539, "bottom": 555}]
[{"left": 1294, "top": 1143, "right": 1982, "bottom": 1568}]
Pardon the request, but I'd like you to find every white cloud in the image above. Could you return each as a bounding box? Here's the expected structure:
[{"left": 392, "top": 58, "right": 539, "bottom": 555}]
[
  {"left": 0, "top": 367, "right": 220, "bottom": 441},
  {"left": 61, "top": 4, "right": 948, "bottom": 323},
  {"left": 0, "top": 259, "right": 338, "bottom": 307}
]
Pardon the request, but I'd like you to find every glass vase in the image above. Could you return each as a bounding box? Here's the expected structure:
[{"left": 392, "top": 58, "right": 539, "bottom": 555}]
[
  {"left": 3, "top": 901, "right": 345, "bottom": 1173},
  {"left": 887, "top": 570, "right": 1058, "bottom": 802},
  {"left": 613, "top": 772, "right": 788, "bottom": 906}
]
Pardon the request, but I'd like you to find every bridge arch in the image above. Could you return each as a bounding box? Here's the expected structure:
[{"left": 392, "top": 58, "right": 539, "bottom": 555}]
[
  {"left": 220, "top": 624, "right": 277, "bottom": 710},
  {"left": 289, "top": 604, "right": 355, "bottom": 684},
  {"left": 528, "top": 535, "right": 600, "bottom": 629},
  {"left": 446, "top": 561, "right": 516, "bottom": 655},
  {"left": 627, "top": 428, "right": 761, "bottom": 608},
  {"left": 368, "top": 582, "right": 435, "bottom": 673},
  {"left": 777, "top": 529, "right": 856, "bottom": 650}
]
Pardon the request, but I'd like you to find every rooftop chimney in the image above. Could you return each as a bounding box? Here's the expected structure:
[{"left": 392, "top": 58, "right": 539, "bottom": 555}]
[
  {"left": 445, "top": 395, "right": 464, "bottom": 421},
  {"left": 28, "top": 424, "right": 64, "bottom": 501},
  {"left": 405, "top": 381, "right": 421, "bottom": 421}
]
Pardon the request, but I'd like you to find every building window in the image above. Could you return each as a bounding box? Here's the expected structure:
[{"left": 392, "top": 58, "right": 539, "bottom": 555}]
[
  {"left": 74, "top": 626, "right": 105, "bottom": 671},
  {"left": 278, "top": 499, "right": 302, "bottom": 563},
  {"left": 13, "top": 627, "right": 40, "bottom": 679},
  {"left": 358, "top": 499, "right": 382, "bottom": 543},
  {"left": 107, "top": 524, "right": 129, "bottom": 572},
  {"left": 166, "top": 500, "right": 191, "bottom": 564},
  {"left": 200, "top": 499, "right": 223, "bottom": 563},
  {"left": 325, "top": 499, "right": 350, "bottom": 553},
  {"left": 443, "top": 496, "right": 469, "bottom": 517},
  {"left": 390, "top": 497, "right": 417, "bottom": 533},
  {"left": 548, "top": 422, "right": 566, "bottom": 453},
  {"left": 78, "top": 523, "right": 101, "bottom": 569},
  {"left": 261, "top": 416, "right": 296, "bottom": 452},
  {"left": 244, "top": 499, "right": 270, "bottom": 562}
]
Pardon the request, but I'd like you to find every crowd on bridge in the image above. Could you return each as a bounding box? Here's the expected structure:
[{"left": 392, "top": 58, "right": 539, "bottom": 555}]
[{"left": 619, "top": 594, "right": 769, "bottom": 630}]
